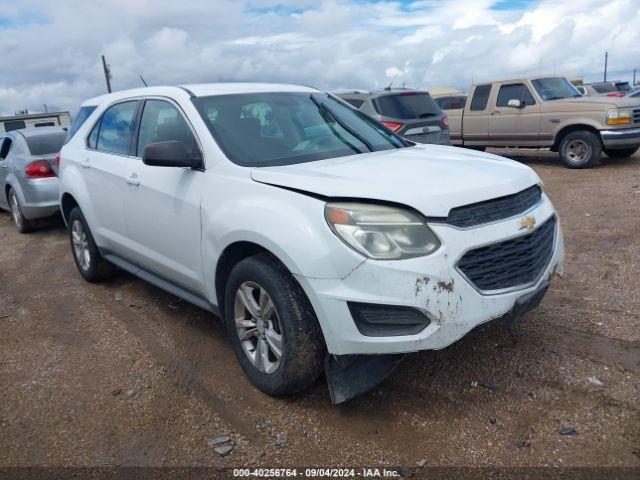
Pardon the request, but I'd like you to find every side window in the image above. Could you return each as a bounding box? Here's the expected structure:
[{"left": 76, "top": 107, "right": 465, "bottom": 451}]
[
  {"left": 96, "top": 101, "right": 138, "bottom": 155},
  {"left": 0, "top": 137, "right": 13, "bottom": 159},
  {"left": 435, "top": 97, "right": 451, "bottom": 109},
  {"left": 66, "top": 106, "right": 97, "bottom": 144},
  {"left": 452, "top": 96, "right": 467, "bottom": 109},
  {"left": 136, "top": 100, "right": 199, "bottom": 157},
  {"left": 4, "top": 120, "right": 26, "bottom": 132},
  {"left": 496, "top": 84, "right": 536, "bottom": 107},
  {"left": 470, "top": 85, "right": 492, "bottom": 111}
]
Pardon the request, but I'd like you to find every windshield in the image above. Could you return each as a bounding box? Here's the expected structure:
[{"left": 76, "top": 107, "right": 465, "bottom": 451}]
[
  {"left": 531, "top": 77, "right": 581, "bottom": 101},
  {"left": 193, "top": 92, "right": 408, "bottom": 167},
  {"left": 373, "top": 92, "right": 440, "bottom": 119}
]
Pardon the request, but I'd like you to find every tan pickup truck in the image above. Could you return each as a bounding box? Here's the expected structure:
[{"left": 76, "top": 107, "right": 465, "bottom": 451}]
[{"left": 442, "top": 76, "right": 640, "bottom": 168}]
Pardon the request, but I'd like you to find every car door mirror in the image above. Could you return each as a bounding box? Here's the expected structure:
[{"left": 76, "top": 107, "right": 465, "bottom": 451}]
[
  {"left": 142, "top": 141, "right": 202, "bottom": 168},
  {"left": 507, "top": 99, "right": 523, "bottom": 108}
]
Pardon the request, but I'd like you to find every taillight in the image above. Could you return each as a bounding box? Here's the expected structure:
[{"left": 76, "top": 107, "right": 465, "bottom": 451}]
[
  {"left": 606, "top": 92, "right": 625, "bottom": 97},
  {"left": 440, "top": 116, "right": 449, "bottom": 128},
  {"left": 381, "top": 121, "right": 404, "bottom": 133},
  {"left": 55, "top": 153, "right": 61, "bottom": 167},
  {"left": 25, "top": 160, "right": 56, "bottom": 179}
]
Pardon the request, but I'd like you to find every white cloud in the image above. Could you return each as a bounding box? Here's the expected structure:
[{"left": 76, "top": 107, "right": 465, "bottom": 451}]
[{"left": 0, "top": 0, "right": 638, "bottom": 116}]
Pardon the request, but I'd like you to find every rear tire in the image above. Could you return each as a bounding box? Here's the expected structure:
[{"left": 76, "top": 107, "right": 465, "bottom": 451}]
[
  {"left": 68, "top": 207, "right": 116, "bottom": 283},
  {"left": 559, "top": 131, "right": 601, "bottom": 168},
  {"left": 224, "top": 253, "right": 325, "bottom": 396},
  {"left": 8, "top": 188, "right": 36, "bottom": 233},
  {"left": 604, "top": 147, "right": 639, "bottom": 159}
]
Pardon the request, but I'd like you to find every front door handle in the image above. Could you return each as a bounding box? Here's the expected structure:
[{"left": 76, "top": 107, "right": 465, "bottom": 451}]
[
  {"left": 80, "top": 158, "right": 90, "bottom": 168},
  {"left": 126, "top": 173, "right": 140, "bottom": 186},
  {"left": 491, "top": 110, "right": 502, "bottom": 116}
]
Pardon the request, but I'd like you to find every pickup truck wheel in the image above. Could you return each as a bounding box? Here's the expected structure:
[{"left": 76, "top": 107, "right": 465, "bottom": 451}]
[
  {"left": 8, "top": 188, "right": 36, "bottom": 233},
  {"left": 604, "top": 147, "right": 639, "bottom": 159},
  {"left": 68, "top": 207, "right": 116, "bottom": 283},
  {"left": 559, "top": 131, "right": 601, "bottom": 168},
  {"left": 224, "top": 253, "right": 325, "bottom": 396}
]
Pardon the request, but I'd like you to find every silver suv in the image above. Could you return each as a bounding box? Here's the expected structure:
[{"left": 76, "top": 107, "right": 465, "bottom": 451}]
[{"left": 334, "top": 88, "right": 450, "bottom": 145}]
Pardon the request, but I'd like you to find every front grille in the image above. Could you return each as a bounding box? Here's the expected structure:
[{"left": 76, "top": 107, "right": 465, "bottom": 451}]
[
  {"left": 446, "top": 185, "right": 542, "bottom": 228},
  {"left": 457, "top": 216, "right": 556, "bottom": 292},
  {"left": 633, "top": 107, "right": 640, "bottom": 124}
]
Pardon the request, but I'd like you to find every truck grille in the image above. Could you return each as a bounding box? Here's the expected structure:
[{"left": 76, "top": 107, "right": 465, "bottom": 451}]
[
  {"left": 633, "top": 107, "right": 640, "bottom": 124},
  {"left": 447, "top": 185, "right": 542, "bottom": 228},
  {"left": 457, "top": 216, "right": 556, "bottom": 292}
]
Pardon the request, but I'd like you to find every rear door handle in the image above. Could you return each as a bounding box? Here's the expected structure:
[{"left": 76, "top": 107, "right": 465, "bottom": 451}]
[
  {"left": 491, "top": 111, "right": 502, "bottom": 116},
  {"left": 126, "top": 173, "right": 140, "bottom": 186},
  {"left": 80, "top": 158, "right": 90, "bottom": 168}
]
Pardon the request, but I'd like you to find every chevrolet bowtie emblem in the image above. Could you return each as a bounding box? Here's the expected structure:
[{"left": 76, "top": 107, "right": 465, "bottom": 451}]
[{"left": 519, "top": 216, "right": 536, "bottom": 230}]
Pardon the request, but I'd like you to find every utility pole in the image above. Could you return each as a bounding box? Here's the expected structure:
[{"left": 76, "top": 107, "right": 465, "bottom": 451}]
[
  {"left": 101, "top": 55, "right": 112, "bottom": 93},
  {"left": 634, "top": 68, "right": 637, "bottom": 86},
  {"left": 603, "top": 51, "right": 608, "bottom": 82}
]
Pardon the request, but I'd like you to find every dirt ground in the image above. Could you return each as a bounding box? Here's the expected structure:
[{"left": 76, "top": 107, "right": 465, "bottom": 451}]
[{"left": 0, "top": 149, "right": 639, "bottom": 472}]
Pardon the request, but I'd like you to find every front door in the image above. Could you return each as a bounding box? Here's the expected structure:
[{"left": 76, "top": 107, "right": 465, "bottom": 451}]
[
  {"left": 462, "top": 84, "right": 493, "bottom": 146},
  {"left": 124, "top": 99, "right": 205, "bottom": 293},
  {"left": 489, "top": 83, "right": 541, "bottom": 146}
]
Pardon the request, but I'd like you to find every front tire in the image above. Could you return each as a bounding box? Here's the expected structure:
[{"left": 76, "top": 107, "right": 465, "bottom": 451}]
[
  {"left": 224, "top": 253, "right": 325, "bottom": 396},
  {"left": 68, "top": 207, "right": 116, "bottom": 283},
  {"left": 604, "top": 147, "right": 639, "bottom": 159},
  {"left": 8, "top": 188, "right": 36, "bottom": 233},
  {"left": 559, "top": 131, "right": 602, "bottom": 168}
]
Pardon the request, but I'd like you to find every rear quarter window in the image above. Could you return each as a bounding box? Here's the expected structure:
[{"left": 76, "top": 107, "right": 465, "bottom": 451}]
[
  {"left": 3, "top": 120, "right": 26, "bottom": 132},
  {"left": 373, "top": 93, "right": 440, "bottom": 119},
  {"left": 65, "top": 106, "right": 97, "bottom": 144}
]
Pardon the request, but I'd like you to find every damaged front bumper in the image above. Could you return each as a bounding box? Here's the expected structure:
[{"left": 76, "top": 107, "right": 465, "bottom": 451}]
[{"left": 295, "top": 196, "right": 565, "bottom": 357}]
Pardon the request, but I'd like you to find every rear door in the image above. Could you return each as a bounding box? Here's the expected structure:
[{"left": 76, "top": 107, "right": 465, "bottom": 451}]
[
  {"left": 83, "top": 100, "right": 140, "bottom": 256},
  {"left": 462, "top": 84, "right": 492, "bottom": 146},
  {"left": 123, "top": 98, "right": 205, "bottom": 293},
  {"left": 488, "top": 82, "right": 541, "bottom": 146}
]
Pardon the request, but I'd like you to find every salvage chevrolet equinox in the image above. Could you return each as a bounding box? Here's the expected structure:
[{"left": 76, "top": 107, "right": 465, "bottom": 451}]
[{"left": 59, "top": 84, "right": 565, "bottom": 403}]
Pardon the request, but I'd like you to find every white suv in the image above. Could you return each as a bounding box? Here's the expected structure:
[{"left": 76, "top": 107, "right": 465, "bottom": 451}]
[{"left": 59, "top": 83, "right": 565, "bottom": 403}]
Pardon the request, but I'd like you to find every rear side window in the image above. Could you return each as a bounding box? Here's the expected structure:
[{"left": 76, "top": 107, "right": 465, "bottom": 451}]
[
  {"left": 496, "top": 84, "right": 536, "bottom": 107},
  {"left": 35, "top": 122, "right": 56, "bottom": 127},
  {"left": 0, "top": 137, "right": 12, "bottom": 159},
  {"left": 615, "top": 82, "right": 632, "bottom": 92},
  {"left": 470, "top": 85, "right": 492, "bottom": 111},
  {"left": 94, "top": 101, "right": 138, "bottom": 155},
  {"left": 373, "top": 93, "right": 440, "bottom": 119},
  {"left": 25, "top": 132, "right": 67, "bottom": 155},
  {"left": 65, "top": 106, "right": 97, "bottom": 144},
  {"left": 136, "top": 100, "right": 199, "bottom": 157},
  {"left": 4, "top": 120, "right": 26, "bottom": 132}
]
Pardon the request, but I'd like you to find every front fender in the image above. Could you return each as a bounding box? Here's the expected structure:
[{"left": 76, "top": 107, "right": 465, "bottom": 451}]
[{"left": 201, "top": 177, "right": 365, "bottom": 304}]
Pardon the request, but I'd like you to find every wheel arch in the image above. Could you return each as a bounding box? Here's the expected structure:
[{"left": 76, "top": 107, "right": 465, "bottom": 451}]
[
  {"left": 214, "top": 241, "right": 295, "bottom": 316},
  {"left": 552, "top": 124, "right": 602, "bottom": 151},
  {"left": 60, "top": 192, "right": 79, "bottom": 226}
]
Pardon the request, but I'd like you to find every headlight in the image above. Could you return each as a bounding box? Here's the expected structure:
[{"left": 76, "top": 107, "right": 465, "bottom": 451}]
[
  {"left": 607, "top": 108, "right": 632, "bottom": 125},
  {"left": 325, "top": 202, "right": 440, "bottom": 260}
]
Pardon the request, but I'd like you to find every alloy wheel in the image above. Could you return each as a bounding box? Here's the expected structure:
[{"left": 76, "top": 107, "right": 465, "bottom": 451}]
[
  {"left": 71, "top": 220, "right": 91, "bottom": 271},
  {"left": 233, "top": 281, "right": 283, "bottom": 374},
  {"left": 9, "top": 193, "right": 22, "bottom": 229}
]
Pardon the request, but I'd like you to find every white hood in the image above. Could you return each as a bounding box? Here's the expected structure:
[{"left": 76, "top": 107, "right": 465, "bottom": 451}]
[{"left": 250, "top": 145, "right": 540, "bottom": 217}]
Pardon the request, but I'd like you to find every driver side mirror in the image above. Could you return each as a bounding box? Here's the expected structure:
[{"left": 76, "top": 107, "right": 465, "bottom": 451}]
[
  {"left": 142, "top": 141, "right": 202, "bottom": 169},
  {"left": 507, "top": 99, "right": 524, "bottom": 109}
]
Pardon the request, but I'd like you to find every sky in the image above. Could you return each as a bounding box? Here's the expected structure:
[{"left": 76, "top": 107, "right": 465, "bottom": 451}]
[{"left": 0, "top": 0, "right": 639, "bottom": 116}]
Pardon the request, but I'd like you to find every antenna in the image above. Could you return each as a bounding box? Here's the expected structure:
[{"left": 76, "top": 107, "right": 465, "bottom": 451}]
[
  {"left": 139, "top": 75, "right": 148, "bottom": 87},
  {"left": 385, "top": 80, "right": 393, "bottom": 91},
  {"left": 101, "top": 55, "right": 112, "bottom": 93}
]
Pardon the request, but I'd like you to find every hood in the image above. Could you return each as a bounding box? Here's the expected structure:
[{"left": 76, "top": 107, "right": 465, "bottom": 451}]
[
  {"left": 250, "top": 145, "right": 540, "bottom": 217},
  {"left": 545, "top": 96, "right": 640, "bottom": 110}
]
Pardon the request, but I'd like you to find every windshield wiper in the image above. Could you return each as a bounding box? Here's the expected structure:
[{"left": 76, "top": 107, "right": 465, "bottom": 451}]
[
  {"left": 418, "top": 112, "right": 435, "bottom": 118},
  {"left": 310, "top": 95, "right": 375, "bottom": 152}
]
